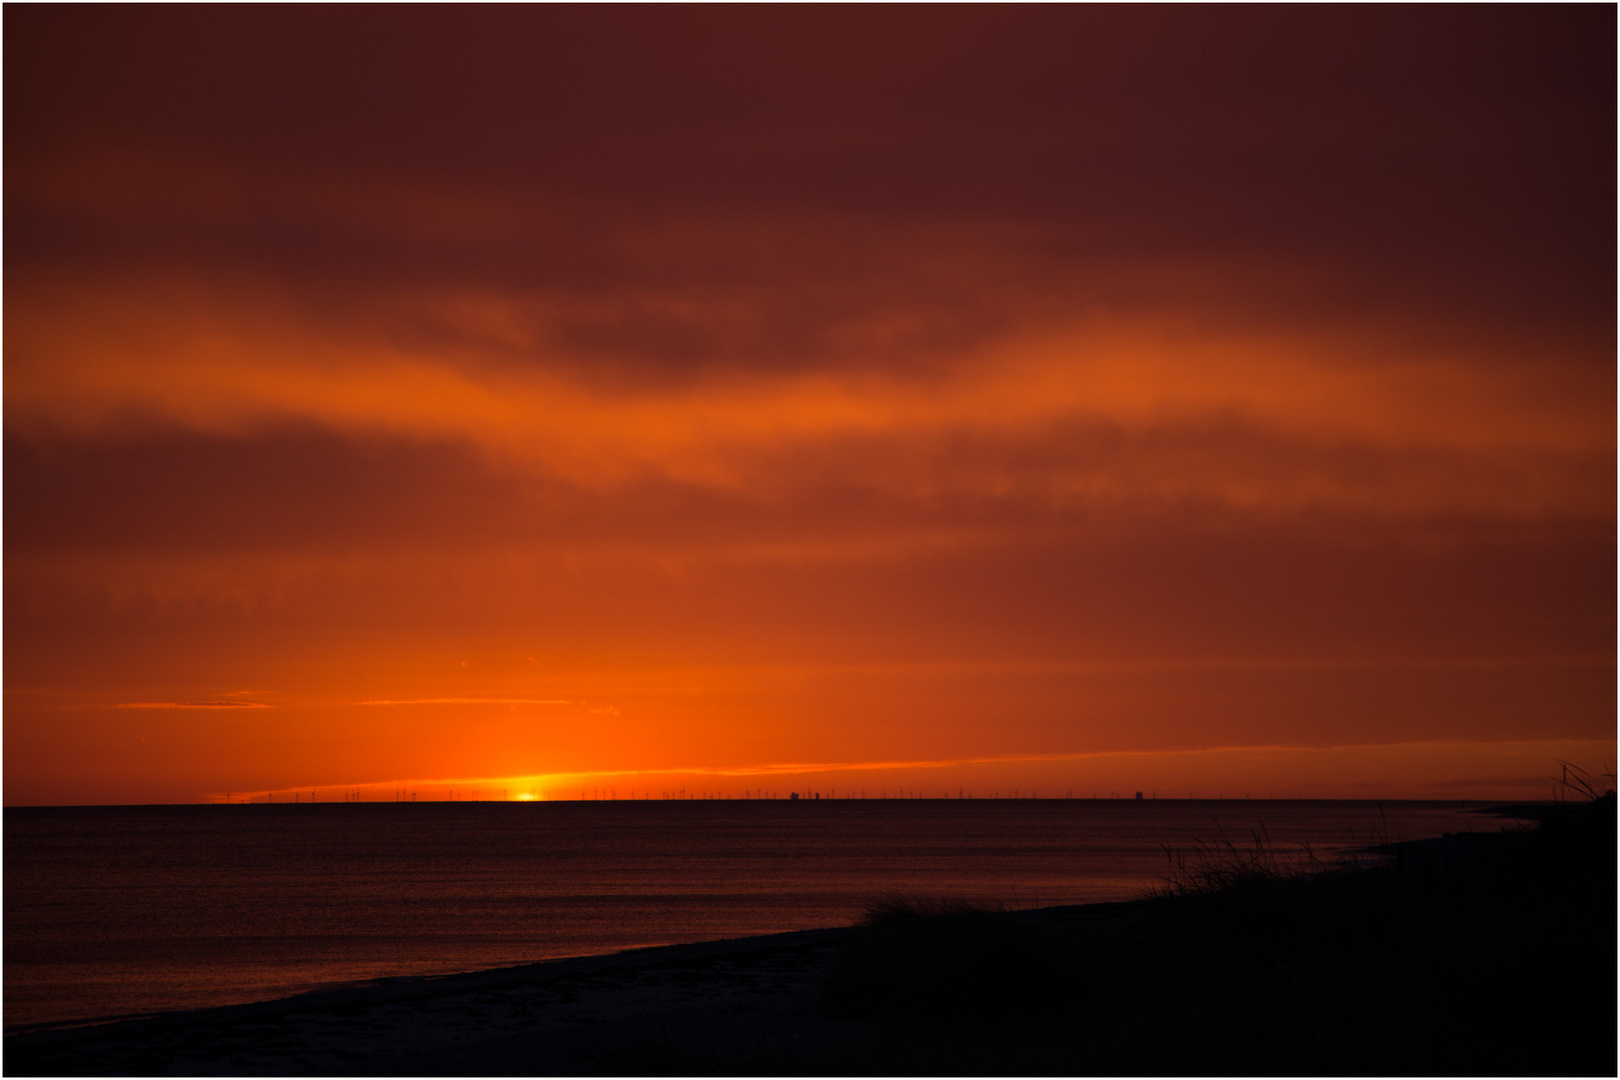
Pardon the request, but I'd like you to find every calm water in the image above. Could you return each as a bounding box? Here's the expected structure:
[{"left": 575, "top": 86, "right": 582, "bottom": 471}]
[{"left": 5, "top": 799, "right": 1495, "bottom": 1030}]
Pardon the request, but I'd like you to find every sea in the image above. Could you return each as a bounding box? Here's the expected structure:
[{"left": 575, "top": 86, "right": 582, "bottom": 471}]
[{"left": 4, "top": 799, "right": 1501, "bottom": 1032}]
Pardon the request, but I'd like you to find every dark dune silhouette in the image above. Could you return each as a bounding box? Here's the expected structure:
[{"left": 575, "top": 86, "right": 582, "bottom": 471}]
[{"left": 822, "top": 793, "right": 1616, "bottom": 1074}]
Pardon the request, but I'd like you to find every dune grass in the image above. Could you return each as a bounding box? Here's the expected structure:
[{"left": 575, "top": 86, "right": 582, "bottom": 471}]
[{"left": 822, "top": 790, "right": 1617, "bottom": 1075}]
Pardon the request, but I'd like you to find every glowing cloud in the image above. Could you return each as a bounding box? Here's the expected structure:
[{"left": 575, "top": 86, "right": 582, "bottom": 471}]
[
  {"left": 116, "top": 701, "right": 274, "bottom": 710},
  {"left": 359, "top": 698, "right": 576, "bottom": 706}
]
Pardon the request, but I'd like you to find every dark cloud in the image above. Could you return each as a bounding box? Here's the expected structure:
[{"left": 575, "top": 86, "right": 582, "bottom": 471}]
[{"left": 7, "top": 6, "right": 1613, "bottom": 334}]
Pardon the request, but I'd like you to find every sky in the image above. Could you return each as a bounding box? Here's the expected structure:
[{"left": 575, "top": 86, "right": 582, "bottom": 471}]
[{"left": 5, "top": 6, "right": 1614, "bottom": 805}]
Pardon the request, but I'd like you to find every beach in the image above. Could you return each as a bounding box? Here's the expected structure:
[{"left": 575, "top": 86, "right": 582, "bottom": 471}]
[
  {"left": 4, "top": 902, "right": 1166, "bottom": 1076},
  {"left": 5, "top": 799, "right": 1485, "bottom": 1033},
  {"left": 4, "top": 925, "right": 864, "bottom": 1075},
  {"left": 8, "top": 796, "right": 1614, "bottom": 1076}
]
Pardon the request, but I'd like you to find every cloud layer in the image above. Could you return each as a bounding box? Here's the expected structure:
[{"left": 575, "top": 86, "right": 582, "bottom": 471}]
[{"left": 5, "top": 7, "right": 1613, "bottom": 803}]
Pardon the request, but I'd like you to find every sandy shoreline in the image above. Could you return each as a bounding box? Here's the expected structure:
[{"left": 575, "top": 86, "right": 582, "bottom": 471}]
[
  {"left": 3, "top": 925, "right": 851, "bottom": 1036},
  {"left": 4, "top": 922, "right": 865, "bottom": 1074},
  {"left": 4, "top": 810, "right": 1573, "bottom": 1076},
  {"left": 4, "top": 900, "right": 1155, "bottom": 1076}
]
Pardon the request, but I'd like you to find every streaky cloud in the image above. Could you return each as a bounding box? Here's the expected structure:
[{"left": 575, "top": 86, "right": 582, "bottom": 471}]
[
  {"left": 359, "top": 697, "right": 576, "bottom": 706},
  {"left": 117, "top": 700, "right": 273, "bottom": 710}
]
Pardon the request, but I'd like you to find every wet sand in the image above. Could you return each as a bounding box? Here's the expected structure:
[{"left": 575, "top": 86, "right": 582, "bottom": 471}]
[
  {"left": 3, "top": 924, "right": 872, "bottom": 1075},
  {"left": 4, "top": 900, "right": 1156, "bottom": 1076}
]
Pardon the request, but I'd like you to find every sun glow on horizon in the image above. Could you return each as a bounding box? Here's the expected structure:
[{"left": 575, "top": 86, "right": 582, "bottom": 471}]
[{"left": 178, "top": 738, "right": 1617, "bottom": 808}]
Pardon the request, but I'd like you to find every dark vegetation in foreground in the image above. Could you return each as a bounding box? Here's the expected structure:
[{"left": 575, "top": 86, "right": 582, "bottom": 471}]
[{"left": 821, "top": 790, "right": 1617, "bottom": 1075}]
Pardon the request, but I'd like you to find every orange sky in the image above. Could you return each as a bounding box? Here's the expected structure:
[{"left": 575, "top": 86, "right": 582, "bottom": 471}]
[{"left": 5, "top": 7, "right": 1614, "bottom": 804}]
